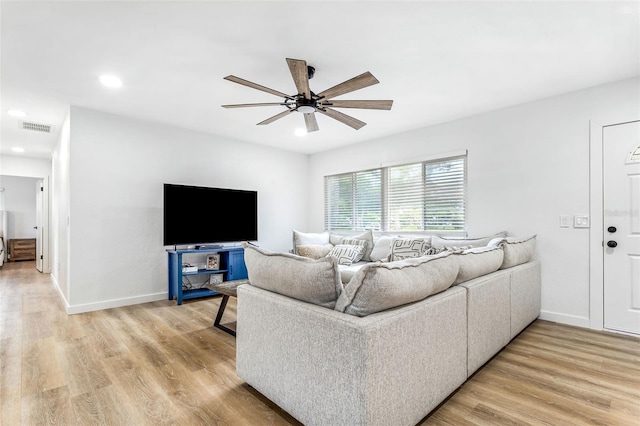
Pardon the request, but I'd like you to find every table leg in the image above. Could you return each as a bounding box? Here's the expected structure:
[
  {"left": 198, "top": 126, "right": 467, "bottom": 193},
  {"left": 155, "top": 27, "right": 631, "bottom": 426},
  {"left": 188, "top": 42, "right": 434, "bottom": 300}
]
[{"left": 213, "top": 295, "right": 236, "bottom": 336}]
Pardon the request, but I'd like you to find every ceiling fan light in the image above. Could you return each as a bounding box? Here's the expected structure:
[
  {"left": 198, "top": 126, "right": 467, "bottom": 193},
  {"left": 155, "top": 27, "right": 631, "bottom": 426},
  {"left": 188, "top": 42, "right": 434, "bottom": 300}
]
[{"left": 297, "top": 105, "right": 316, "bottom": 114}]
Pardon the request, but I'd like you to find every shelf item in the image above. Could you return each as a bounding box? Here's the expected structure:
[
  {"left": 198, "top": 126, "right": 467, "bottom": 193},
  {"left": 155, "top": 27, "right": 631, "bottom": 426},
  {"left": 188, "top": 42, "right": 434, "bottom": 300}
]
[
  {"left": 167, "top": 247, "right": 248, "bottom": 305},
  {"left": 9, "top": 238, "right": 36, "bottom": 262}
]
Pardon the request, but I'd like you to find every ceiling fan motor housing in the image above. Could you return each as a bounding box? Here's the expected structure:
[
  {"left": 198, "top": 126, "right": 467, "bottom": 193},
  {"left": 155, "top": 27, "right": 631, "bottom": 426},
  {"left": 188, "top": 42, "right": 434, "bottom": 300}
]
[{"left": 296, "top": 96, "right": 317, "bottom": 113}]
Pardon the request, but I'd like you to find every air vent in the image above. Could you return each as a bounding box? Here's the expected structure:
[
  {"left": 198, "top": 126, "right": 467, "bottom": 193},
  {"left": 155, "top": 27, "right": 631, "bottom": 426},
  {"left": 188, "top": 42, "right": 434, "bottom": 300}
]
[{"left": 20, "top": 121, "right": 53, "bottom": 133}]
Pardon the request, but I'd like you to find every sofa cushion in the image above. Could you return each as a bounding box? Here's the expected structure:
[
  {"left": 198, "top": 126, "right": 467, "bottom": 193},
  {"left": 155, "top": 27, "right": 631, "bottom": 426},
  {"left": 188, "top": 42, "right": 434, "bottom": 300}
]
[
  {"left": 431, "top": 231, "right": 508, "bottom": 249},
  {"left": 292, "top": 230, "right": 330, "bottom": 255},
  {"left": 389, "top": 237, "right": 431, "bottom": 261},
  {"left": 499, "top": 235, "right": 537, "bottom": 269},
  {"left": 327, "top": 244, "right": 366, "bottom": 266},
  {"left": 453, "top": 246, "right": 505, "bottom": 285},
  {"left": 334, "top": 252, "right": 459, "bottom": 316},
  {"left": 243, "top": 244, "right": 342, "bottom": 309},
  {"left": 330, "top": 230, "right": 374, "bottom": 261},
  {"left": 296, "top": 244, "right": 334, "bottom": 259}
]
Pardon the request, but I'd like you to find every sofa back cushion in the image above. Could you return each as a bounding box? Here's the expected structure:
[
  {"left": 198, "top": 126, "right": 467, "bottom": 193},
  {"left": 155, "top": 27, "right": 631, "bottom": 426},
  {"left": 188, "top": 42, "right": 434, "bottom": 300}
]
[
  {"left": 453, "top": 246, "right": 504, "bottom": 285},
  {"left": 431, "top": 231, "right": 508, "bottom": 249},
  {"left": 498, "top": 235, "right": 537, "bottom": 269},
  {"left": 244, "top": 244, "right": 343, "bottom": 309},
  {"left": 334, "top": 252, "right": 459, "bottom": 316}
]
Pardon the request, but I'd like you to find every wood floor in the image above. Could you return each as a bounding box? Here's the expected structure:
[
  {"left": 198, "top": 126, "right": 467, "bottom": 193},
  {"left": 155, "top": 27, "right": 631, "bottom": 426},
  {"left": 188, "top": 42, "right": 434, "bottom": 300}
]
[{"left": 1, "top": 262, "right": 639, "bottom": 425}]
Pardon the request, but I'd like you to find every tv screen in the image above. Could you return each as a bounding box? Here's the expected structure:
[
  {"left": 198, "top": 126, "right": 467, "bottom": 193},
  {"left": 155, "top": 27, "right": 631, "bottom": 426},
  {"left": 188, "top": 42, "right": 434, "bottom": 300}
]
[{"left": 163, "top": 184, "right": 258, "bottom": 246}]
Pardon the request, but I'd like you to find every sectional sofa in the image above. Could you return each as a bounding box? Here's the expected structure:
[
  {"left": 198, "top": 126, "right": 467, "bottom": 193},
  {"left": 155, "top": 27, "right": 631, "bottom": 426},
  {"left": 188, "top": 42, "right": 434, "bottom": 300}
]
[{"left": 236, "top": 232, "right": 540, "bottom": 426}]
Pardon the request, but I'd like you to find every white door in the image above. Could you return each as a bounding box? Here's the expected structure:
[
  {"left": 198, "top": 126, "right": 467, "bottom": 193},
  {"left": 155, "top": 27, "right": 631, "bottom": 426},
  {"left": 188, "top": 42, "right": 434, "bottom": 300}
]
[
  {"left": 603, "top": 120, "right": 640, "bottom": 335},
  {"left": 35, "top": 180, "right": 43, "bottom": 272}
]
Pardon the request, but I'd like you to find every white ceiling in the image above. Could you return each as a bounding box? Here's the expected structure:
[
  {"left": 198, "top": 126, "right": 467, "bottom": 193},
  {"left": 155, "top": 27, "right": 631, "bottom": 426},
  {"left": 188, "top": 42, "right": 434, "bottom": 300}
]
[{"left": 1, "top": 1, "right": 638, "bottom": 158}]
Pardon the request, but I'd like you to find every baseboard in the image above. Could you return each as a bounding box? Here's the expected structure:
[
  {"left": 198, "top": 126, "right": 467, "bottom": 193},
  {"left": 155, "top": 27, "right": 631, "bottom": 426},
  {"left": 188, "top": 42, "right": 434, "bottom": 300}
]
[
  {"left": 50, "top": 274, "right": 71, "bottom": 311},
  {"left": 66, "top": 292, "right": 168, "bottom": 315},
  {"left": 539, "top": 310, "right": 590, "bottom": 328}
]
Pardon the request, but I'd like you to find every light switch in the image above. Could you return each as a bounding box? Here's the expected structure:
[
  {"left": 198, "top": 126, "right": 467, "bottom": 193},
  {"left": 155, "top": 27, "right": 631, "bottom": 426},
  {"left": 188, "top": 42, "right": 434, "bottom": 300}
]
[
  {"left": 574, "top": 214, "right": 590, "bottom": 228},
  {"left": 560, "top": 215, "right": 571, "bottom": 228}
]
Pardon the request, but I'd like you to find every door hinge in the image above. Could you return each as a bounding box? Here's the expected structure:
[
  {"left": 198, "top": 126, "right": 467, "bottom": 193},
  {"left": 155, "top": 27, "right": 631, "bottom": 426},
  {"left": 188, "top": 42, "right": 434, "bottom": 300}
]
[
  {"left": 40, "top": 187, "right": 43, "bottom": 191},
  {"left": 40, "top": 255, "right": 43, "bottom": 260}
]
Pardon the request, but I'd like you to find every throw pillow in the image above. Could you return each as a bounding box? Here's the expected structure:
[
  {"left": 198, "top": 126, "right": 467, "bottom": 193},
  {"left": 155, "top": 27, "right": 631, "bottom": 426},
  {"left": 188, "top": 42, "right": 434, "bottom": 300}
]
[
  {"left": 243, "top": 243, "right": 343, "bottom": 309},
  {"left": 329, "top": 230, "right": 375, "bottom": 261},
  {"left": 389, "top": 237, "right": 431, "bottom": 261},
  {"left": 453, "top": 246, "right": 504, "bottom": 284},
  {"left": 327, "top": 244, "right": 366, "bottom": 266},
  {"left": 334, "top": 252, "right": 459, "bottom": 316},
  {"left": 296, "top": 244, "right": 334, "bottom": 259},
  {"left": 369, "top": 235, "right": 395, "bottom": 262},
  {"left": 292, "top": 230, "right": 330, "bottom": 255},
  {"left": 431, "top": 231, "right": 508, "bottom": 249},
  {"left": 499, "top": 235, "right": 537, "bottom": 269}
]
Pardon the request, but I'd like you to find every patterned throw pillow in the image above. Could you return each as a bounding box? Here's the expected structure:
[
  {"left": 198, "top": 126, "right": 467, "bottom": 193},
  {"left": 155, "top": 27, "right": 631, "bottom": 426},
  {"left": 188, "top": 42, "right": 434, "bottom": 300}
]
[
  {"left": 424, "top": 245, "right": 473, "bottom": 255},
  {"left": 389, "top": 238, "right": 430, "bottom": 261},
  {"left": 327, "top": 244, "right": 366, "bottom": 266}
]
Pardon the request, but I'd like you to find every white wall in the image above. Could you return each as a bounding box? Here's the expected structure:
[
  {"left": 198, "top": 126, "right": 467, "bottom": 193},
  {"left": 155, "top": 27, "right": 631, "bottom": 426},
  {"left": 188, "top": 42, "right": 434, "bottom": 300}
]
[
  {"left": 0, "top": 155, "right": 51, "bottom": 178},
  {"left": 308, "top": 77, "right": 640, "bottom": 328},
  {"left": 66, "top": 106, "right": 308, "bottom": 312},
  {"left": 51, "top": 111, "right": 72, "bottom": 304}
]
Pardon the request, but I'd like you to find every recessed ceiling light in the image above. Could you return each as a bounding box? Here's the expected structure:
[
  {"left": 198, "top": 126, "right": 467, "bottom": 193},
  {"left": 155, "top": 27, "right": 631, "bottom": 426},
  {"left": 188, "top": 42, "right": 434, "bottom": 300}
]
[
  {"left": 100, "top": 74, "right": 122, "bottom": 88},
  {"left": 8, "top": 109, "right": 26, "bottom": 117},
  {"left": 12, "top": 147, "right": 25, "bottom": 153},
  {"left": 294, "top": 128, "right": 307, "bottom": 137}
]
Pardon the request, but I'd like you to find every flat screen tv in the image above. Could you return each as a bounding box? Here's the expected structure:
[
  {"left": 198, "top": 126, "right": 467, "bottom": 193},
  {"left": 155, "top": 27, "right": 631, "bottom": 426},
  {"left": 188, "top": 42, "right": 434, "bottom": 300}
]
[{"left": 163, "top": 183, "right": 258, "bottom": 247}]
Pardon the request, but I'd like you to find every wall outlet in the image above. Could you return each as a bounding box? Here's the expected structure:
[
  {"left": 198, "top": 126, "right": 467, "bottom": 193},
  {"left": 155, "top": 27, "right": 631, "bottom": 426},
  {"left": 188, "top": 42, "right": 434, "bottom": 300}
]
[{"left": 574, "top": 214, "right": 590, "bottom": 228}]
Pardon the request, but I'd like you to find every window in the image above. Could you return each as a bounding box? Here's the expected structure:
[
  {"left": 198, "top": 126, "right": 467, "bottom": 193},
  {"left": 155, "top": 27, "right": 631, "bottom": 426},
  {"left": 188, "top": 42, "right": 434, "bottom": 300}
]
[{"left": 324, "top": 155, "right": 466, "bottom": 232}]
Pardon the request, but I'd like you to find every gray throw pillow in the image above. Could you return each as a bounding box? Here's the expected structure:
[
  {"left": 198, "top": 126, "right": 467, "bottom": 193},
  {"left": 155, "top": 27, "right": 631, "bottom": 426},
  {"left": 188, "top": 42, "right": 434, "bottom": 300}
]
[{"left": 243, "top": 244, "right": 342, "bottom": 309}]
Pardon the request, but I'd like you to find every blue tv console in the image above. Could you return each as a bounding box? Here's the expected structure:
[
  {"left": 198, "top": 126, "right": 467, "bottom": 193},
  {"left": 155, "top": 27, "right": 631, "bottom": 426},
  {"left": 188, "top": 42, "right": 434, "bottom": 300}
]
[{"left": 167, "top": 246, "right": 248, "bottom": 305}]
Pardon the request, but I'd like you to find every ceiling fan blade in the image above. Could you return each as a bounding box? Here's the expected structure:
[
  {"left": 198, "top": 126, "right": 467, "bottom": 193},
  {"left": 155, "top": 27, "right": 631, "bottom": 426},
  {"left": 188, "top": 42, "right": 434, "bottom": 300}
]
[
  {"left": 304, "top": 113, "right": 319, "bottom": 133},
  {"left": 320, "top": 100, "right": 393, "bottom": 110},
  {"left": 257, "top": 109, "right": 294, "bottom": 125},
  {"left": 286, "top": 58, "right": 311, "bottom": 99},
  {"left": 318, "top": 108, "right": 366, "bottom": 130},
  {"left": 222, "top": 102, "right": 289, "bottom": 108},
  {"left": 317, "top": 72, "right": 379, "bottom": 100},
  {"left": 224, "top": 75, "right": 292, "bottom": 99}
]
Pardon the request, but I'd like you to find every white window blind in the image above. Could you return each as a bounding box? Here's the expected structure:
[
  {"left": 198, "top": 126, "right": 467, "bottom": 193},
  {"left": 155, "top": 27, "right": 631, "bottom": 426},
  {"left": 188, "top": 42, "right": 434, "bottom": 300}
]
[
  {"left": 324, "top": 169, "right": 382, "bottom": 231},
  {"left": 325, "top": 155, "right": 466, "bottom": 232}
]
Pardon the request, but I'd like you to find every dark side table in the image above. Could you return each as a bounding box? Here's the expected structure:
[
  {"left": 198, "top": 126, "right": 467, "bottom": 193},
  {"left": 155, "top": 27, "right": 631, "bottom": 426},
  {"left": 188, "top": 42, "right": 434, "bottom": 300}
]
[{"left": 205, "top": 279, "right": 249, "bottom": 336}]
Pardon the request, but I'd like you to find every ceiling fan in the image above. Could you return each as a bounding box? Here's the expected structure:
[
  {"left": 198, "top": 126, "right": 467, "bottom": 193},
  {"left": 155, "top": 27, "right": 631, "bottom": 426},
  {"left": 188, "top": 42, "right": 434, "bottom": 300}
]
[{"left": 222, "top": 58, "right": 393, "bottom": 133}]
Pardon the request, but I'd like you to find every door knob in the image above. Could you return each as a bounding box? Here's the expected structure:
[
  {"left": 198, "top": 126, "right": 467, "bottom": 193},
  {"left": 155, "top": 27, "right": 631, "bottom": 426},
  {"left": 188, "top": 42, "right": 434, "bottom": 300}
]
[
  {"left": 607, "top": 226, "right": 617, "bottom": 233},
  {"left": 607, "top": 241, "right": 617, "bottom": 248}
]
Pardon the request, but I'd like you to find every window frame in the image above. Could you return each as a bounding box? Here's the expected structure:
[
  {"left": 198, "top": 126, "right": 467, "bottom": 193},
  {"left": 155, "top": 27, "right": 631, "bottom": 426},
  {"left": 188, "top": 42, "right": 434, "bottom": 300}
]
[{"left": 324, "top": 153, "right": 467, "bottom": 234}]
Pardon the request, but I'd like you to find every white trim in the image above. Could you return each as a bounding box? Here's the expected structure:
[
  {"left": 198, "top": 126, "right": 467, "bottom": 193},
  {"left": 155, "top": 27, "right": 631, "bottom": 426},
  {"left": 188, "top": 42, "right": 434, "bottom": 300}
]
[
  {"left": 51, "top": 273, "right": 70, "bottom": 309},
  {"left": 66, "top": 292, "right": 168, "bottom": 315},
  {"left": 380, "top": 149, "right": 468, "bottom": 169},
  {"left": 539, "top": 310, "right": 590, "bottom": 329},
  {"left": 589, "top": 117, "right": 640, "bottom": 331}
]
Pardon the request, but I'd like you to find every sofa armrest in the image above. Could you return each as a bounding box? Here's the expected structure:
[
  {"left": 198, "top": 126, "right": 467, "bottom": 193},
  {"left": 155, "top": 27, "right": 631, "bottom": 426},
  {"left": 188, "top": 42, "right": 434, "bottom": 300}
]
[{"left": 236, "top": 284, "right": 467, "bottom": 426}]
